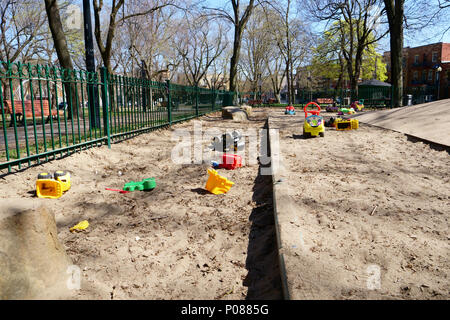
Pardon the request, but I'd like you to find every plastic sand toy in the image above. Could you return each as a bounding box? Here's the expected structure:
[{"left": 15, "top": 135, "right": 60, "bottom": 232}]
[
  {"left": 351, "top": 100, "right": 364, "bottom": 111},
  {"left": 205, "top": 169, "right": 234, "bottom": 195},
  {"left": 335, "top": 118, "right": 359, "bottom": 130},
  {"left": 70, "top": 220, "right": 89, "bottom": 232},
  {"left": 303, "top": 102, "right": 325, "bottom": 138},
  {"left": 338, "top": 107, "right": 356, "bottom": 115},
  {"left": 285, "top": 105, "right": 296, "bottom": 115},
  {"left": 36, "top": 171, "right": 71, "bottom": 199},
  {"left": 123, "top": 178, "right": 156, "bottom": 191},
  {"left": 105, "top": 187, "right": 131, "bottom": 194},
  {"left": 219, "top": 154, "right": 242, "bottom": 170},
  {"left": 54, "top": 170, "right": 71, "bottom": 191}
]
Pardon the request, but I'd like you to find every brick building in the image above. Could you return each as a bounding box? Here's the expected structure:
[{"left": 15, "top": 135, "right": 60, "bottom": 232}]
[{"left": 384, "top": 42, "right": 450, "bottom": 100}]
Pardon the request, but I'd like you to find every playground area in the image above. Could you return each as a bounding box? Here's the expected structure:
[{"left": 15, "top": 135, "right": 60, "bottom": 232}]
[
  {"left": 0, "top": 101, "right": 449, "bottom": 300},
  {"left": 0, "top": 109, "right": 282, "bottom": 300},
  {"left": 269, "top": 104, "right": 449, "bottom": 299}
]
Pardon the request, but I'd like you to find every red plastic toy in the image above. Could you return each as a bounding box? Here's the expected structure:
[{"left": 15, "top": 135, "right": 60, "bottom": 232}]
[
  {"left": 304, "top": 102, "right": 321, "bottom": 117},
  {"left": 219, "top": 154, "right": 242, "bottom": 170},
  {"left": 105, "top": 187, "right": 130, "bottom": 194}
]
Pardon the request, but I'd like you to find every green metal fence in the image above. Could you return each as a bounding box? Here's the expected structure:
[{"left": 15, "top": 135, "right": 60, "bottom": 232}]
[
  {"left": 295, "top": 85, "right": 440, "bottom": 108},
  {"left": 0, "top": 61, "right": 233, "bottom": 173}
]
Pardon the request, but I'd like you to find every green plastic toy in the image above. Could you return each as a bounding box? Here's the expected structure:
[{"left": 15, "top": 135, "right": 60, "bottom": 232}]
[{"left": 123, "top": 178, "right": 156, "bottom": 191}]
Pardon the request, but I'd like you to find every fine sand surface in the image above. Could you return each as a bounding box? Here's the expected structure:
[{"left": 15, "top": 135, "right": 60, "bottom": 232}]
[
  {"left": 270, "top": 111, "right": 449, "bottom": 299},
  {"left": 0, "top": 109, "right": 282, "bottom": 300}
]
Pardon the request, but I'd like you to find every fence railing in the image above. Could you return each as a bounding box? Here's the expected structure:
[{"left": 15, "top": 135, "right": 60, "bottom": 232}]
[
  {"left": 0, "top": 61, "right": 236, "bottom": 173},
  {"left": 272, "top": 85, "right": 446, "bottom": 108}
]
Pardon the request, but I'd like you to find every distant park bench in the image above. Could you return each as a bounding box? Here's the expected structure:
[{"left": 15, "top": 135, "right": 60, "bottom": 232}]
[
  {"left": 316, "top": 98, "right": 335, "bottom": 106},
  {"left": 264, "top": 98, "right": 277, "bottom": 104},
  {"left": 247, "top": 99, "right": 262, "bottom": 106},
  {"left": 2, "top": 99, "right": 60, "bottom": 126}
]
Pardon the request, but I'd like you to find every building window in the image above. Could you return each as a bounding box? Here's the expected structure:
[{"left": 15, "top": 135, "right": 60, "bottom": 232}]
[
  {"left": 414, "top": 55, "right": 419, "bottom": 64},
  {"left": 413, "top": 71, "right": 418, "bottom": 80},
  {"left": 428, "top": 70, "right": 433, "bottom": 81},
  {"left": 432, "top": 52, "right": 438, "bottom": 63},
  {"left": 422, "top": 71, "right": 426, "bottom": 81}
]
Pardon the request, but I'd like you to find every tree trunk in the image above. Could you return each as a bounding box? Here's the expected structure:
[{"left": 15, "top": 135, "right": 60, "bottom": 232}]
[
  {"left": 384, "top": 0, "right": 404, "bottom": 107},
  {"left": 44, "top": 0, "right": 78, "bottom": 119},
  {"left": 352, "top": 48, "right": 364, "bottom": 100},
  {"left": 286, "top": 60, "right": 291, "bottom": 105},
  {"left": 289, "top": 62, "right": 295, "bottom": 104},
  {"left": 229, "top": 27, "right": 242, "bottom": 102},
  {"left": 228, "top": 0, "right": 255, "bottom": 105},
  {"left": 275, "top": 92, "right": 281, "bottom": 103},
  {"left": 335, "top": 55, "right": 345, "bottom": 97}
]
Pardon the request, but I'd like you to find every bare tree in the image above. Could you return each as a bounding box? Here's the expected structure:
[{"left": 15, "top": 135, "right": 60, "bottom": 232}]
[
  {"left": 93, "top": 0, "right": 174, "bottom": 74},
  {"left": 0, "top": 0, "right": 49, "bottom": 101},
  {"left": 203, "top": 0, "right": 256, "bottom": 103},
  {"left": 264, "top": 0, "right": 313, "bottom": 104},
  {"left": 265, "top": 53, "right": 286, "bottom": 103},
  {"left": 0, "top": 0, "right": 48, "bottom": 65},
  {"left": 203, "top": 47, "right": 231, "bottom": 90},
  {"left": 125, "top": 5, "right": 180, "bottom": 80},
  {"left": 240, "top": 7, "right": 270, "bottom": 99},
  {"left": 256, "top": 8, "right": 286, "bottom": 103},
  {"left": 44, "top": 0, "right": 79, "bottom": 119},
  {"left": 175, "top": 15, "right": 227, "bottom": 87}
]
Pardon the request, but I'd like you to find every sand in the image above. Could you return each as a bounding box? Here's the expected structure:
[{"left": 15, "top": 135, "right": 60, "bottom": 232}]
[
  {"left": 1, "top": 105, "right": 449, "bottom": 300},
  {"left": 270, "top": 111, "right": 449, "bottom": 299},
  {"left": 0, "top": 109, "right": 282, "bottom": 300}
]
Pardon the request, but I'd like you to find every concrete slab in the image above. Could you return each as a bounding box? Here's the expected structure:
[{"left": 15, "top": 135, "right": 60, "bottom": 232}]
[{"left": 350, "top": 99, "right": 450, "bottom": 147}]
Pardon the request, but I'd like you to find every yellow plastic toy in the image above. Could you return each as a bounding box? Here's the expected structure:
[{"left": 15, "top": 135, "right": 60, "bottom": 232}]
[
  {"left": 303, "top": 102, "right": 325, "bottom": 138},
  {"left": 54, "top": 170, "right": 71, "bottom": 191},
  {"left": 205, "top": 169, "right": 234, "bottom": 195},
  {"left": 70, "top": 220, "right": 89, "bottom": 232},
  {"left": 36, "top": 171, "right": 71, "bottom": 199},
  {"left": 334, "top": 118, "right": 359, "bottom": 131}
]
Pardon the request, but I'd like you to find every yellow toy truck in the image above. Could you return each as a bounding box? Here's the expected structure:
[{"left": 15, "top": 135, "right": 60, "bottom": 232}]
[
  {"left": 36, "top": 171, "right": 71, "bottom": 199},
  {"left": 303, "top": 102, "right": 325, "bottom": 138},
  {"left": 334, "top": 118, "right": 359, "bottom": 131}
]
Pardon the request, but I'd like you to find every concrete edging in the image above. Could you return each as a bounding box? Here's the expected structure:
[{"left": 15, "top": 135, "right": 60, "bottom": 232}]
[{"left": 267, "top": 117, "right": 291, "bottom": 300}]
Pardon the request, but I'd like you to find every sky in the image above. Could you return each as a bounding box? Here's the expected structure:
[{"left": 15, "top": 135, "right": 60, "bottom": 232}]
[
  {"left": 75, "top": 0, "right": 449, "bottom": 54},
  {"left": 202, "top": 0, "right": 450, "bottom": 53}
]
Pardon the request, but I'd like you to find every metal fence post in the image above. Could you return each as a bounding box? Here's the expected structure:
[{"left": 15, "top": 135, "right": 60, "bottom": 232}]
[
  {"left": 166, "top": 79, "right": 172, "bottom": 125},
  {"left": 195, "top": 85, "right": 199, "bottom": 117},
  {"left": 100, "top": 66, "right": 111, "bottom": 148},
  {"left": 212, "top": 87, "right": 216, "bottom": 111}
]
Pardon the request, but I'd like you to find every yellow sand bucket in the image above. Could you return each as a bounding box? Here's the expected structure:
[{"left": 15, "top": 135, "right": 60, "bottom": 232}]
[{"left": 205, "top": 169, "right": 234, "bottom": 195}]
